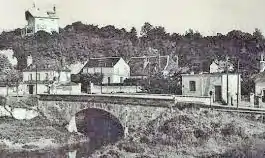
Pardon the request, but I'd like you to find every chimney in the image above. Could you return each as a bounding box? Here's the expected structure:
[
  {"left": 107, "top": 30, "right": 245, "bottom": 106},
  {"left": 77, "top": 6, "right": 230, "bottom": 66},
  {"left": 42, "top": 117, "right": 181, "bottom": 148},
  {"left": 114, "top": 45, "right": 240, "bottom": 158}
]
[{"left": 53, "top": 6, "right": 56, "bottom": 13}]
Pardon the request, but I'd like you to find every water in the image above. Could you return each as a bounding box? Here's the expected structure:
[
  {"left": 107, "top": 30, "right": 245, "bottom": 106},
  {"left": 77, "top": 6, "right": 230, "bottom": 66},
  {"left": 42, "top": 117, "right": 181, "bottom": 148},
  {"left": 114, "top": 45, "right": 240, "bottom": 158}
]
[
  {"left": 0, "top": 109, "right": 124, "bottom": 158},
  {"left": 0, "top": 138, "right": 108, "bottom": 158}
]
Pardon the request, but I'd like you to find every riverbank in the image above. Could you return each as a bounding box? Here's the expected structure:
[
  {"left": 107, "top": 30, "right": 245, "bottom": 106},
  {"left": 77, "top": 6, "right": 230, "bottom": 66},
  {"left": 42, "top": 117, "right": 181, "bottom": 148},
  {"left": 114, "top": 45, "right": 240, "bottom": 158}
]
[
  {"left": 90, "top": 108, "right": 265, "bottom": 157},
  {"left": 0, "top": 116, "right": 89, "bottom": 153}
]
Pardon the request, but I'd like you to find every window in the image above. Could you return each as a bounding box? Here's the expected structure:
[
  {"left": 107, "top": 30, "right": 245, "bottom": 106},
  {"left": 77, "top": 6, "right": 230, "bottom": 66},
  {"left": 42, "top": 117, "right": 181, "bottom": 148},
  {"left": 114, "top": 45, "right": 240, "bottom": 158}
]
[
  {"left": 45, "top": 73, "right": 49, "bottom": 80},
  {"left": 28, "top": 74, "right": 33, "bottom": 80},
  {"left": 108, "top": 77, "right": 111, "bottom": 84},
  {"left": 37, "top": 73, "right": 40, "bottom": 81},
  {"left": 189, "top": 81, "right": 196, "bottom": 91}
]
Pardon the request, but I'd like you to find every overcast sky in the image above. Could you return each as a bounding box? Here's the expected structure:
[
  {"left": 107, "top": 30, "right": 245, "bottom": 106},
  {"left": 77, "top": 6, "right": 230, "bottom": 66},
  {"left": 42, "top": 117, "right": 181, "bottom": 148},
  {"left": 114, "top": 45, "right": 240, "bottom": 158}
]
[{"left": 0, "top": 0, "right": 264, "bottom": 36}]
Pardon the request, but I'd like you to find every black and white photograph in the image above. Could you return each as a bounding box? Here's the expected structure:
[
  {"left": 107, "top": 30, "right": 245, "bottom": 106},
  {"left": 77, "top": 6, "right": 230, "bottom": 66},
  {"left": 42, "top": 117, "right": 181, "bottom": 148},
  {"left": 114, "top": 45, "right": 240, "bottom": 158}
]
[{"left": 0, "top": 0, "right": 265, "bottom": 157}]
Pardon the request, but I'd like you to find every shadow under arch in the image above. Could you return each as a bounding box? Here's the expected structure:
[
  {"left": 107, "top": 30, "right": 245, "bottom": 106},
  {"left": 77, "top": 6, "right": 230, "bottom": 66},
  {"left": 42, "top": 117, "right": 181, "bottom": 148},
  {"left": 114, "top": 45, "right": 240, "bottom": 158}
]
[{"left": 75, "top": 108, "right": 125, "bottom": 145}]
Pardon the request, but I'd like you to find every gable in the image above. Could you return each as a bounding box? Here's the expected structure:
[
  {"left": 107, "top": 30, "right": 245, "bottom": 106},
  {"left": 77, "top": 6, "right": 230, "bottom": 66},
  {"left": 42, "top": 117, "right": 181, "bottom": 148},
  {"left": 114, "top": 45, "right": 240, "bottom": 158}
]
[
  {"left": 114, "top": 58, "right": 129, "bottom": 68},
  {"left": 84, "top": 57, "right": 121, "bottom": 68},
  {"left": 25, "top": 8, "right": 59, "bottom": 20}
]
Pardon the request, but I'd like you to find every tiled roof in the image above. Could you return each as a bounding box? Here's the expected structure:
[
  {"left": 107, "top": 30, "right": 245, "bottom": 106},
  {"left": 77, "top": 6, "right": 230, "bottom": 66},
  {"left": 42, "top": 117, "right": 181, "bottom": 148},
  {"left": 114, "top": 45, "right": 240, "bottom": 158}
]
[
  {"left": 23, "top": 62, "right": 71, "bottom": 72},
  {"left": 83, "top": 57, "right": 121, "bottom": 68},
  {"left": 128, "top": 56, "right": 168, "bottom": 76},
  {"left": 25, "top": 8, "right": 58, "bottom": 19},
  {"left": 253, "top": 72, "right": 265, "bottom": 82}
]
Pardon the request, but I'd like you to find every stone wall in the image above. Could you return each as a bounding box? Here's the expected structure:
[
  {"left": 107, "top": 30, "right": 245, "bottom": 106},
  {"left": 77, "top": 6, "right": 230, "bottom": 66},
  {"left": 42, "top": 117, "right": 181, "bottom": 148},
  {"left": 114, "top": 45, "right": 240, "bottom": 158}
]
[
  {"left": 38, "top": 100, "right": 168, "bottom": 130},
  {"left": 37, "top": 94, "right": 175, "bottom": 130}
]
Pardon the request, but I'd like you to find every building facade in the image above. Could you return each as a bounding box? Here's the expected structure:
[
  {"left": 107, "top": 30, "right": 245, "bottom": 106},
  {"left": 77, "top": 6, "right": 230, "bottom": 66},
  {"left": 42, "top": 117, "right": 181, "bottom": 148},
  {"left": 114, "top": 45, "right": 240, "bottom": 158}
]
[
  {"left": 21, "top": 6, "right": 59, "bottom": 36},
  {"left": 82, "top": 57, "right": 130, "bottom": 84},
  {"left": 22, "top": 64, "right": 81, "bottom": 95},
  {"left": 182, "top": 73, "right": 241, "bottom": 104},
  {"left": 254, "top": 52, "right": 265, "bottom": 102},
  {"left": 210, "top": 60, "right": 234, "bottom": 73}
]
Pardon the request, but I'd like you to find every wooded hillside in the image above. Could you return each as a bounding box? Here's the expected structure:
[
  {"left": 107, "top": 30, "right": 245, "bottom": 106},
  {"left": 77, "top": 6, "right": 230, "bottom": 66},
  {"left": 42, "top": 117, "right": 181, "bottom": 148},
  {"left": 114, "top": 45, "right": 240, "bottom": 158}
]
[{"left": 0, "top": 22, "right": 263, "bottom": 92}]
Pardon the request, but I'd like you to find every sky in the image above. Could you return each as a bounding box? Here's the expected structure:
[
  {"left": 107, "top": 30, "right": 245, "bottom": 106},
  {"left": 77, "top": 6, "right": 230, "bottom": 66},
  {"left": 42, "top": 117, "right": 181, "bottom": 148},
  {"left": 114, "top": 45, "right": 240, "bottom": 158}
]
[{"left": 0, "top": 0, "right": 264, "bottom": 36}]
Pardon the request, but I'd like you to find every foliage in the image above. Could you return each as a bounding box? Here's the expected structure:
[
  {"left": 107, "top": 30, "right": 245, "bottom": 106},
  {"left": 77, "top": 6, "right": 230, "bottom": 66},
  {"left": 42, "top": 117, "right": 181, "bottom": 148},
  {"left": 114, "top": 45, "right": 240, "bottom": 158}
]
[
  {"left": 0, "top": 22, "right": 265, "bottom": 94},
  {"left": 139, "top": 72, "right": 182, "bottom": 94},
  {"left": 80, "top": 73, "right": 103, "bottom": 85},
  {"left": 0, "top": 55, "right": 22, "bottom": 86},
  {"left": 0, "top": 54, "right": 12, "bottom": 72}
]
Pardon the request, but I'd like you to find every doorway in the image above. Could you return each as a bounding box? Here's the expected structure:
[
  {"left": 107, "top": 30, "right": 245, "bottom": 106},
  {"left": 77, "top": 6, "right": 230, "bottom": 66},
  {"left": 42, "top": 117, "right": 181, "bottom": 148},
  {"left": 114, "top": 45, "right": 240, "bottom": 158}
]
[
  {"left": 263, "top": 90, "right": 265, "bottom": 102},
  {"left": 214, "top": 86, "right": 222, "bottom": 102},
  {"left": 28, "top": 85, "right": 34, "bottom": 94}
]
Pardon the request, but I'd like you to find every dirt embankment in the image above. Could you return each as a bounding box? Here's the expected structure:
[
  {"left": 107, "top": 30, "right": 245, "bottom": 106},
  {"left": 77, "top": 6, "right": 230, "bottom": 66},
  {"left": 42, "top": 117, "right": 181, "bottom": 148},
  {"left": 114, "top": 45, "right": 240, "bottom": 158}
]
[
  {"left": 90, "top": 107, "right": 265, "bottom": 158},
  {"left": 0, "top": 116, "right": 88, "bottom": 153}
]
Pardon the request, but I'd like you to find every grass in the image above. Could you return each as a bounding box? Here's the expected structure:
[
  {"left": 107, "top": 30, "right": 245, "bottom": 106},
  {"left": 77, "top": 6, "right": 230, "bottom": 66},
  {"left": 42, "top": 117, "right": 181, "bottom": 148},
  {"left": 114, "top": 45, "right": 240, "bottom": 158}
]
[{"left": 90, "top": 107, "right": 265, "bottom": 157}]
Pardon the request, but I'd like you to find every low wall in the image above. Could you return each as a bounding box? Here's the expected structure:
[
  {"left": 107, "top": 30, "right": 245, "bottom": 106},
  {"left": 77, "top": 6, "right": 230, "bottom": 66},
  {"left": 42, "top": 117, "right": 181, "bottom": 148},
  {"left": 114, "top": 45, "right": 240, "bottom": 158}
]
[
  {"left": 90, "top": 84, "right": 142, "bottom": 94},
  {"left": 38, "top": 94, "right": 175, "bottom": 107},
  {"left": 174, "top": 95, "right": 212, "bottom": 105},
  {"left": 55, "top": 83, "right": 82, "bottom": 95}
]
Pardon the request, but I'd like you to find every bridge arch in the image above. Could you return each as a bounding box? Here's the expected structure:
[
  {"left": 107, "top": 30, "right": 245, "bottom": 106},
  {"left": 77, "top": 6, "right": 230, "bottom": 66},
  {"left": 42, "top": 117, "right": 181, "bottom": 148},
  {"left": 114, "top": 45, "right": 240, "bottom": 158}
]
[{"left": 68, "top": 107, "right": 125, "bottom": 143}]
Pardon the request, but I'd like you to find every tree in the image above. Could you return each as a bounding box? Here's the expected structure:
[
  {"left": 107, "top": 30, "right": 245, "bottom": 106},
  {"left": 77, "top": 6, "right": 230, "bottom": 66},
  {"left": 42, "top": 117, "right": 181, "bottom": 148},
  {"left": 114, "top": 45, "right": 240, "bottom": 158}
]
[
  {"left": 129, "top": 27, "right": 138, "bottom": 45},
  {"left": 139, "top": 72, "right": 182, "bottom": 94},
  {"left": 78, "top": 73, "right": 104, "bottom": 93},
  {"left": 0, "top": 54, "right": 12, "bottom": 72},
  {"left": 140, "top": 22, "right": 153, "bottom": 37},
  {"left": 253, "top": 28, "right": 264, "bottom": 41}
]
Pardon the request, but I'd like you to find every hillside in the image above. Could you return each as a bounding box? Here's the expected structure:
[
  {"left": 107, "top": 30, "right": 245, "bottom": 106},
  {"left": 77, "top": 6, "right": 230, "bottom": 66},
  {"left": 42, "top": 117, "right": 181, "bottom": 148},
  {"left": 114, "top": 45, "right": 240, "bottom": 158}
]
[{"left": 0, "top": 22, "right": 264, "bottom": 90}]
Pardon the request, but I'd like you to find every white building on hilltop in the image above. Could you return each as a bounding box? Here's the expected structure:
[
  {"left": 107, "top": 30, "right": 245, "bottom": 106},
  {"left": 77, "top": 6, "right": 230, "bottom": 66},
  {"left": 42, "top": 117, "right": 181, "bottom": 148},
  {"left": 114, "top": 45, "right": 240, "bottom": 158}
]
[{"left": 21, "top": 5, "right": 59, "bottom": 36}]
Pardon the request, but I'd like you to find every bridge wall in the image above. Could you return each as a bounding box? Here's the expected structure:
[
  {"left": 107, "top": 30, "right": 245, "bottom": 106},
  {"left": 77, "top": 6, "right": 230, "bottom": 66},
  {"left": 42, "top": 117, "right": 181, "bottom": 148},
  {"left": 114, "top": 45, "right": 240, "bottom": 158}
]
[{"left": 37, "top": 94, "right": 174, "bottom": 131}]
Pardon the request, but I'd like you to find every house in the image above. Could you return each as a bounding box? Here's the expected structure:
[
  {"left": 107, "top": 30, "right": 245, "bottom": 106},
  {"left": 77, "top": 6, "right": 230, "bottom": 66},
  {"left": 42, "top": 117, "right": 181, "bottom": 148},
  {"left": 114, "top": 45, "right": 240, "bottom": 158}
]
[
  {"left": 21, "top": 60, "right": 81, "bottom": 95},
  {"left": 182, "top": 73, "right": 241, "bottom": 105},
  {"left": 210, "top": 59, "right": 234, "bottom": 73},
  {"left": 82, "top": 57, "right": 130, "bottom": 84},
  {"left": 253, "top": 52, "right": 265, "bottom": 102},
  {"left": 21, "top": 5, "right": 59, "bottom": 36},
  {"left": 68, "top": 62, "right": 87, "bottom": 74}
]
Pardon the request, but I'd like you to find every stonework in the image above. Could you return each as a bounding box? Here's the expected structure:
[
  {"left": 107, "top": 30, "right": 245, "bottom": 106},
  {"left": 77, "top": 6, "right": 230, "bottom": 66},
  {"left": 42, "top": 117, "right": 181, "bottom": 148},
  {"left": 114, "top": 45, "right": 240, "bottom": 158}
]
[{"left": 38, "top": 100, "right": 169, "bottom": 134}]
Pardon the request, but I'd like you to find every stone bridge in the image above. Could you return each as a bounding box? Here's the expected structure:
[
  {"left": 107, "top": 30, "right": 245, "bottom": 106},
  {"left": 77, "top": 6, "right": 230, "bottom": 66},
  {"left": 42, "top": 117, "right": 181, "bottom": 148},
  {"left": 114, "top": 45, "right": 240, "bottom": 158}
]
[
  {"left": 37, "top": 94, "right": 176, "bottom": 137},
  {"left": 37, "top": 94, "right": 265, "bottom": 139}
]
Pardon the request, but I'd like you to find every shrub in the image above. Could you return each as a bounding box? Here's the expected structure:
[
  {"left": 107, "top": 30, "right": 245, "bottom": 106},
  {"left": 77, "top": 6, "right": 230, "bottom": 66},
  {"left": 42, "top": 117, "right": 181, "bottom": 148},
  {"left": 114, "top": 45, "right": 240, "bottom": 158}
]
[
  {"left": 221, "top": 123, "right": 236, "bottom": 136},
  {"left": 117, "top": 141, "right": 145, "bottom": 153}
]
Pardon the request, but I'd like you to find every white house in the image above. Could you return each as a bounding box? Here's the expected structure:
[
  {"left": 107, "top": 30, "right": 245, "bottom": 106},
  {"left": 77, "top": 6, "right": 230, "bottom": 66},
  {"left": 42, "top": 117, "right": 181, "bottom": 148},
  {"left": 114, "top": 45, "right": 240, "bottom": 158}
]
[
  {"left": 182, "top": 73, "right": 241, "bottom": 105},
  {"left": 82, "top": 57, "right": 130, "bottom": 84},
  {"left": 21, "top": 5, "right": 59, "bottom": 36},
  {"left": 253, "top": 52, "right": 265, "bottom": 103},
  {"left": 21, "top": 62, "right": 81, "bottom": 95},
  {"left": 68, "top": 62, "right": 86, "bottom": 74},
  {"left": 210, "top": 59, "right": 234, "bottom": 73}
]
